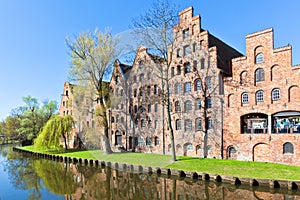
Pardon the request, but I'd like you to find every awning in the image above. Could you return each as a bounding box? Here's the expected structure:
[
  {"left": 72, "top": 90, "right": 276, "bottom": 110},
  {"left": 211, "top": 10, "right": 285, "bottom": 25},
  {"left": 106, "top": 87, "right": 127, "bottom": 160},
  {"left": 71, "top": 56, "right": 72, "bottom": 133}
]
[{"left": 273, "top": 111, "right": 300, "bottom": 117}]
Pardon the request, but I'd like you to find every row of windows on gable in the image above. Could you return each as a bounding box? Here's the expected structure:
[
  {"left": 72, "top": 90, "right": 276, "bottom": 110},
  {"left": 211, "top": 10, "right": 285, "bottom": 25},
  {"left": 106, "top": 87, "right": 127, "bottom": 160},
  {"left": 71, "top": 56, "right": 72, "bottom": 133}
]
[
  {"left": 171, "top": 60, "right": 207, "bottom": 76},
  {"left": 170, "top": 79, "right": 212, "bottom": 95},
  {"left": 176, "top": 40, "right": 205, "bottom": 57},
  {"left": 240, "top": 65, "right": 283, "bottom": 85},
  {"left": 175, "top": 118, "right": 213, "bottom": 131},
  {"left": 237, "top": 88, "right": 281, "bottom": 105}
]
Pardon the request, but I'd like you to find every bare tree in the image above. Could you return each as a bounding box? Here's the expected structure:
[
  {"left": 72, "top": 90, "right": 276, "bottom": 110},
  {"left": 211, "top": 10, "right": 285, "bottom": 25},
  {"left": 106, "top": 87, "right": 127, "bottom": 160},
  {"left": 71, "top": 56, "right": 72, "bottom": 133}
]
[
  {"left": 66, "top": 29, "right": 118, "bottom": 154},
  {"left": 132, "top": 0, "right": 179, "bottom": 161}
]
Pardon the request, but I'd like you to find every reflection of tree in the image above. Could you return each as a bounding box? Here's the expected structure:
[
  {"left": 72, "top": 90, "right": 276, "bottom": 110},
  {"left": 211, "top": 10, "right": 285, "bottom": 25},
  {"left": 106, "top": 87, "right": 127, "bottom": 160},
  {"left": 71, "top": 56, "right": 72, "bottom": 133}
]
[
  {"left": 4, "top": 149, "right": 42, "bottom": 200},
  {"left": 33, "top": 160, "right": 79, "bottom": 195}
]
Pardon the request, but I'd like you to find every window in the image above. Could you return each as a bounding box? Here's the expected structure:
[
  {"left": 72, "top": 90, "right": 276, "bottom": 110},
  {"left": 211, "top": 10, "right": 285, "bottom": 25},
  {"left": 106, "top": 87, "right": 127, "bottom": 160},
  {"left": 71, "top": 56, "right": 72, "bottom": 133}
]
[
  {"left": 185, "top": 119, "right": 192, "bottom": 131},
  {"left": 193, "top": 60, "right": 197, "bottom": 70},
  {"left": 256, "top": 90, "right": 264, "bottom": 103},
  {"left": 133, "top": 75, "right": 137, "bottom": 82},
  {"left": 184, "top": 63, "right": 191, "bottom": 74},
  {"left": 177, "top": 49, "right": 181, "bottom": 57},
  {"left": 116, "top": 115, "right": 120, "bottom": 123},
  {"left": 195, "top": 118, "right": 202, "bottom": 130},
  {"left": 184, "top": 100, "right": 192, "bottom": 112},
  {"left": 207, "top": 118, "right": 213, "bottom": 129},
  {"left": 140, "top": 73, "right": 144, "bottom": 81},
  {"left": 171, "top": 67, "right": 174, "bottom": 77},
  {"left": 206, "top": 77, "right": 212, "bottom": 89},
  {"left": 121, "top": 116, "right": 124, "bottom": 123},
  {"left": 195, "top": 99, "right": 201, "bottom": 110},
  {"left": 154, "top": 85, "right": 158, "bottom": 94},
  {"left": 194, "top": 79, "right": 201, "bottom": 91},
  {"left": 240, "top": 71, "right": 247, "bottom": 84},
  {"left": 183, "top": 29, "right": 189, "bottom": 39},
  {"left": 148, "top": 120, "right": 152, "bottom": 129},
  {"left": 201, "top": 58, "right": 205, "bottom": 69},
  {"left": 137, "top": 136, "right": 144, "bottom": 146},
  {"left": 175, "top": 101, "right": 181, "bottom": 112},
  {"left": 155, "top": 137, "right": 159, "bottom": 146},
  {"left": 176, "top": 65, "right": 181, "bottom": 75},
  {"left": 283, "top": 142, "right": 294, "bottom": 154},
  {"left": 206, "top": 97, "right": 212, "bottom": 108},
  {"left": 175, "top": 83, "right": 181, "bottom": 94},
  {"left": 139, "top": 88, "right": 143, "bottom": 96},
  {"left": 146, "top": 137, "right": 151, "bottom": 146},
  {"left": 242, "top": 92, "right": 249, "bottom": 104},
  {"left": 155, "top": 120, "right": 158, "bottom": 129},
  {"left": 148, "top": 104, "right": 151, "bottom": 112},
  {"left": 255, "top": 68, "right": 265, "bottom": 82},
  {"left": 134, "top": 89, "right": 137, "bottom": 97},
  {"left": 115, "top": 76, "right": 119, "bottom": 84},
  {"left": 183, "top": 45, "right": 190, "bottom": 56},
  {"left": 154, "top": 103, "right": 158, "bottom": 112},
  {"left": 176, "top": 119, "right": 182, "bottom": 130},
  {"left": 184, "top": 82, "right": 191, "bottom": 93},
  {"left": 272, "top": 89, "right": 280, "bottom": 101},
  {"left": 192, "top": 43, "right": 197, "bottom": 52},
  {"left": 256, "top": 53, "right": 264, "bottom": 64},
  {"left": 147, "top": 86, "right": 151, "bottom": 95}
]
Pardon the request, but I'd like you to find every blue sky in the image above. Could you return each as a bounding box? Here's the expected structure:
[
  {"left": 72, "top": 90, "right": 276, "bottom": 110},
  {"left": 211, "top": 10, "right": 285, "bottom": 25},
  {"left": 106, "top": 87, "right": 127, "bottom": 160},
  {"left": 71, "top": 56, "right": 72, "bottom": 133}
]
[{"left": 0, "top": 0, "right": 299, "bottom": 120}]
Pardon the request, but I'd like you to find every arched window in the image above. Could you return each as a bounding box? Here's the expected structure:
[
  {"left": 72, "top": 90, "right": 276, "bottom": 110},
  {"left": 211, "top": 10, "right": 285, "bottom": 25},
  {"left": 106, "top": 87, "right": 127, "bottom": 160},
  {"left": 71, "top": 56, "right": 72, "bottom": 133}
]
[
  {"left": 184, "top": 63, "right": 191, "bottom": 74},
  {"left": 185, "top": 119, "right": 192, "bottom": 131},
  {"left": 175, "top": 83, "right": 181, "bottom": 94},
  {"left": 154, "top": 137, "right": 159, "bottom": 146},
  {"left": 194, "top": 79, "right": 201, "bottom": 91},
  {"left": 240, "top": 71, "right": 247, "bottom": 84},
  {"left": 176, "top": 119, "right": 182, "bottom": 130},
  {"left": 255, "top": 68, "right": 265, "bottom": 82},
  {"left": 195, "top": 99, "right": 201, "bottom": 110},
  {"left": 256, "top": 90, "right": 264, "bottom": 103},
  {"left": 272, "top": 88, "right": 280, "bottom": 101},
  {"left": 139, "top": 73, "right": 144, "bottom": 81},
  {"left": 256, "top": 53, "right": 264, "bottom": 64},
  {"left": 242, "top": 92, "right": 249, "bottom": 104},
  {"left": 283, "top": 142, "right": 294, "bottom": 154},
  {"left": 184, "top": 82, "right": 191, "bottom": 93},
  {"left": 175, "top": 101, "right": 181, "bottom": 112},
  {"left": 195, "top": 118, "right": 202, "bottom": 130},
  {"left": 184, "top": 100, "right": 192, "bottom": 112},
  {"left": 146, "top": 137, "right": 151, "bottom": 146},
  {"left": 137, "top": 135, "right": 144, "bottom": 146}
]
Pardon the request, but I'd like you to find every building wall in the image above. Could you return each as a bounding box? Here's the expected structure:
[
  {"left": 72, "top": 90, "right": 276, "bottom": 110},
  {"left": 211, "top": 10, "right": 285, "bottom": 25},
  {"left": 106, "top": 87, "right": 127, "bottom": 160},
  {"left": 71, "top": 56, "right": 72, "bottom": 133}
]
[{"left": 223, "top": 28, "right": 300, "bottom": 165}]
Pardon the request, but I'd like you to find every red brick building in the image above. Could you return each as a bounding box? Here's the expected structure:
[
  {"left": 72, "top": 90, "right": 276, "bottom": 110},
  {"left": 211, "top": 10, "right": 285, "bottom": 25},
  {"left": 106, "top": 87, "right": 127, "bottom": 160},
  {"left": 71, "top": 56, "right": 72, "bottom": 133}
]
[{"left": 223, "top": 28, "right": 300, "bottom": 165}]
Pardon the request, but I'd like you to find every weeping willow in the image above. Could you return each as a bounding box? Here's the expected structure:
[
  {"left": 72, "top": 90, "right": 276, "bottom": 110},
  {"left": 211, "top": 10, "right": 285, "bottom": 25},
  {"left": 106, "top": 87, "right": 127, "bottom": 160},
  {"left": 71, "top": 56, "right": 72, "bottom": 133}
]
[{"left": 34, "top": 115, "right": 73, "bottom": 150}]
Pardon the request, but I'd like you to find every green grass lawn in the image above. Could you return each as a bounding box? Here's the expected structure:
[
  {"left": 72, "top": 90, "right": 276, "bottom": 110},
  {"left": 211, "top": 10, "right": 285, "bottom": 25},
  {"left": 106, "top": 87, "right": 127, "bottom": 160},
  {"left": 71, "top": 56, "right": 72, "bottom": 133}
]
[{"left": 19, "top": 146, "right": 300, "bottom": 181}]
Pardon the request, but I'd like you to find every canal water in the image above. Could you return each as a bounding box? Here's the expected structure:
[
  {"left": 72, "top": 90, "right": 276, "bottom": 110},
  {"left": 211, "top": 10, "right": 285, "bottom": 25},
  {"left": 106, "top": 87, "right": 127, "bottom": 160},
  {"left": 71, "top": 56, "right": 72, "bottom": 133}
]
[{"left": 1, "top": 145, "right": 300, "bottom": 200}]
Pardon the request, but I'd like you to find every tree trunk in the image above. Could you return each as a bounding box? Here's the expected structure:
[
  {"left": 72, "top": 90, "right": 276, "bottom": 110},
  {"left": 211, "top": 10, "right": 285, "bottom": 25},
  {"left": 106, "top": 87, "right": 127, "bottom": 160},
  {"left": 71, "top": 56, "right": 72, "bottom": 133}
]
[
  {"left": 102, "top": 112, "right": 113, "bottom": 154},
  {"left": 167, "top": 97, "right": 176, "bottom": 161}
]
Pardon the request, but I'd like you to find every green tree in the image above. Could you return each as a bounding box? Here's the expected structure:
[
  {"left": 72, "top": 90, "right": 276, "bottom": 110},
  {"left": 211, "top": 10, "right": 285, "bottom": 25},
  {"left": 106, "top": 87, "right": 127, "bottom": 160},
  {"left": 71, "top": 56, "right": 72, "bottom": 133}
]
[
  {"left": 34, "top": 115, "right": 73, "bottom": 150},
  {"left": 66, "top": 29, "right": 118, "bottom": 154},
  {"left": 17, "top": 96, "right": 58, "bottom": 141}
]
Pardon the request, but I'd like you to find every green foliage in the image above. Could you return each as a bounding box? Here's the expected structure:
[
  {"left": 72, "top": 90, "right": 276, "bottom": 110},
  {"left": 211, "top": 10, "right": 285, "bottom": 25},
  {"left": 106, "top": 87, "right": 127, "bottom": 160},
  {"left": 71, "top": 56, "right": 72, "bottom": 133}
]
[{"left": 34, "top": 115, "right": 73, "bottom": 150}]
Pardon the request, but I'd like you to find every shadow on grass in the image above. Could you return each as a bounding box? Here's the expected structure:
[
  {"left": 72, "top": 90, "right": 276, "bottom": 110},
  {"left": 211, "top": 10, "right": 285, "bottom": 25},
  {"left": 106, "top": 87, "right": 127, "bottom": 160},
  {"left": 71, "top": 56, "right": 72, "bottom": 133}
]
[{"left": 177, "top": 156, "right": 202, "bottom": 161}]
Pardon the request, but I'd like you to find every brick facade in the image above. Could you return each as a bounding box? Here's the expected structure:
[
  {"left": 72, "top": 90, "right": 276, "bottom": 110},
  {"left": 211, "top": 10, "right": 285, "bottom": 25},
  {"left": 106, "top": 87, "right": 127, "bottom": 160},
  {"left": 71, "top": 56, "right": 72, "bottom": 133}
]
[
  {"left": 58, "top": 6, "right": 300, "bottom": 165},
  {"left": 223, "top": 28, "right": 300, "bottom": 165}
]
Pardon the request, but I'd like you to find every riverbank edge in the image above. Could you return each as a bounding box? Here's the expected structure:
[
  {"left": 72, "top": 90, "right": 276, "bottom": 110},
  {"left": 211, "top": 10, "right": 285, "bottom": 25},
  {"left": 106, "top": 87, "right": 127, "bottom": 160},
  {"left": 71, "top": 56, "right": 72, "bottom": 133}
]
[{"left": 13, "top": 147, "right": 300, "bottom": 191}]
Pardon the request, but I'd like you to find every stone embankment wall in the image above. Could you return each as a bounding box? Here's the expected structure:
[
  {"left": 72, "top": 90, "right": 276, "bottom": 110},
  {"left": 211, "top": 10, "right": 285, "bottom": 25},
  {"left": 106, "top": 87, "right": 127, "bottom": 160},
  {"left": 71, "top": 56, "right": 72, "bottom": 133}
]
[{"left": 13, "top": 147, "right": 300, "bottom": 193}]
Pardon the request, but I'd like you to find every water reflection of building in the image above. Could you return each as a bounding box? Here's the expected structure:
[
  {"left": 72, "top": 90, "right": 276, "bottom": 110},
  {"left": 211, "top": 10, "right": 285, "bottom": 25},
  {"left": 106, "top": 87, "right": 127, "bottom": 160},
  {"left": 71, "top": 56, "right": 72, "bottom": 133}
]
[
  {"left": 223, "top": 28, "right": 300, "bottom": 165},
  {"left": 64, "top": 164, "right": 300, "bottom": 199}
]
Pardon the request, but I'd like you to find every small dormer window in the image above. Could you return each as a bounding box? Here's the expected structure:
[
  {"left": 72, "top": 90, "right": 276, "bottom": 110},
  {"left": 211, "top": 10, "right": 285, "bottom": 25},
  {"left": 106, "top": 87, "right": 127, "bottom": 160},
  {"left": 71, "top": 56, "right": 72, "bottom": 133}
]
[
  {"left": 66, "top": 90, "right": 68, "bottom": 96},
  {"left": 115, "top": 76, "right": 119, "bottom": 84},
  {"left": 256, "top": 53, "right": 264, "bottom": 64}
]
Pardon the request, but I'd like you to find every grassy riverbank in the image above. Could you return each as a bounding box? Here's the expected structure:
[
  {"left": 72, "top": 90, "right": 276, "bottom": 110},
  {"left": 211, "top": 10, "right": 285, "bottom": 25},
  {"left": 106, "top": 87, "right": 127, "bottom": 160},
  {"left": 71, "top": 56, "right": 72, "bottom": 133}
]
[{"left": 19, "top": 146, "right": 300, "bottom": 181}]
